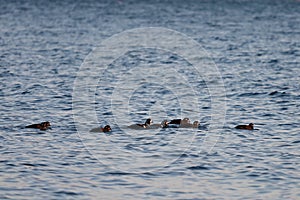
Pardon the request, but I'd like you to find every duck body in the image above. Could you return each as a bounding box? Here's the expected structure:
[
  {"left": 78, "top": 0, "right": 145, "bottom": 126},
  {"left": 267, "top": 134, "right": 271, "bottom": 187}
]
[
  {"left": 167, "top": 118, "right": 189, "bottom": 128},
  {"left": 179, "top": 121, "right": 200, "bottom": 128},
  {"left": 90, "top": 125, "right": 112, "bottom": 133},
  {"left": 25, "top": 121, "right": 51, "bottom": 130},
  {"left": 168, "top": 119, "right": 182, "bottom": 125},
  {"left": 235, "top": 123, "right": 254, "bottom": 130},
  {"left": 128, "top": 118, "right": 153, "bottom": 129},
  {"left": 163, "top": 118, "right": 200, "bottom": 128}
]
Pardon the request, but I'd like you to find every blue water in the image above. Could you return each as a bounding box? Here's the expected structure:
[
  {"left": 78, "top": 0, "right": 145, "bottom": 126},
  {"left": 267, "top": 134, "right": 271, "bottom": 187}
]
[{"left": 1, "top": 0, "right": 300, "bottom": 199}]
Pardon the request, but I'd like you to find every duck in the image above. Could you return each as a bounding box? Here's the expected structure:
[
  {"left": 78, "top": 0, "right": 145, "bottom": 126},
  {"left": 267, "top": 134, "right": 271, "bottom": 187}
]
[
  {"left": 180, "top": 120, "right": 200, "bottom": 128},
  {"left": 136, "top": 118, "right": 152, "bottom": 128},
  {"left": 168, "top": 118, "right": 190, "bottom": 125},
  {"left": 128, "top": 118, "right": 153, "bottom": 129},
  {"left": 90, "top": 125, "right": 112, "bottom": 133},
  {"left": 235, "top": 123, "right": 254, "bottom": 130},
  {"left": 25, "top": 121, "right": 51, "bottom": 130},
  {"left": 161, "top": 120, "right": 169, "bottom": 128},
  {"left": 163, "top": 118, "right": 200, "bottom": 128}
]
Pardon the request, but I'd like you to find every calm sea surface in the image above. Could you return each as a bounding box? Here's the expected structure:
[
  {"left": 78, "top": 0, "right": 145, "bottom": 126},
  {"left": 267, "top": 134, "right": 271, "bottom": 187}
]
[{"left": 1, "top": 0, "right": 300, "bottom": 199}]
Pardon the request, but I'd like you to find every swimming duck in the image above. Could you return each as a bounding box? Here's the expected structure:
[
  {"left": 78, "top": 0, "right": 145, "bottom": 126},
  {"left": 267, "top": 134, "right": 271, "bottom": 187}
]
[
  {"left": 128, "top": 118, "right": 153, "bottom": 129},
  {"left": 179, "top": 120, "right": 200, "bottom": 128},
  {"left": 235, "top": 123, "right": 254, "bottom": 130},
  {"left": 25, "top": 121, "right": 51, "bottom": 130},
  {"left": 168, "top": 118, "right": 190, "bottom": 125},
  {"left": 163, "top": 118, "right": 200, "bottom": 128},
  {"left": 161, "top": 120, "right": 169, "bottom": 128},
  {"left": 90, "top": 125, "right": 112, "bottom": 133},
  {"left": 137, "top": 118, "right": 152, "bottom": 128}
]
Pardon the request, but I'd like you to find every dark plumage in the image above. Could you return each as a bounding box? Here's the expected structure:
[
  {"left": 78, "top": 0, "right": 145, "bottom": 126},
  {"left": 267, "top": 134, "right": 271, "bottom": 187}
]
[
  {"left": 25, "top": 121, "right": 51, "bottom": 130},
  {"left": 162, "top": 118, "right": 199, "bottom": 128},
  {"left": 102, "top": 125, "right": 112, "bottom": 132},
  {"left": 169, "top": 118, "right": 190, "bottom": 124},
  {"left": 161, "top": 120, "right": 169, "bottom": 128},
  {"left": 136, "top": 118, "right": 152, "bottom": 128},
  {"left": 90, "top": 125, "right": 112, "bottom": 132},
  {"left": 168, "top": 119, "right": 182, "bottom": 125},
  {"left": 235, "top": 123, "right": 254, "bottom": 130}
]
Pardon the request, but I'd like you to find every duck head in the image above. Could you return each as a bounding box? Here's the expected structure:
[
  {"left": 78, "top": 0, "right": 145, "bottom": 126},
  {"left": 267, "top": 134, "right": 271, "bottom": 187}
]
[
  {"left": 193, "top": 121, "right": 200, "bottom": 128},
  {"left": 41, "top": 121, "right": 51, "bottom": 129},
  {"left": 145, "top": 118, "right": 153, "bottom": 126},
  {"left": 181, "top": 118, "right": 190, "bottom": 124},
  {"left": 248, "top": 123, "right": 254, "bottom": 129},
  {"left": 103, "top": 125, "right": 112, "bottom": 132},
  {"left": 161, "top": 120, "right": 169, "bottom": 128}
]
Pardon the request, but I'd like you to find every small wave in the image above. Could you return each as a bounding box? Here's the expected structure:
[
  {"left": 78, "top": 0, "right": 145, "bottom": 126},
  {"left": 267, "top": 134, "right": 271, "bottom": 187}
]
[
  {"left": 292, "top": 140, "right": 300, "bottom": 144},
  {"left": 187, "top": 165, "right": 210, "bottom": 170},
  {"left": 105, "top": 171, "right": 134, "bottom": 176},
  {"left": 21, "top": 163, "right": 48, "bottom": 167},
  {"left": 54, "top": 191, "right": 82, "bottom": 196}
]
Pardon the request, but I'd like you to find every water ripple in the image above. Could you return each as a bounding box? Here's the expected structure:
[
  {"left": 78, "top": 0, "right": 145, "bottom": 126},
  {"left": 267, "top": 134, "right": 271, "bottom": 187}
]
[{"left": 1, "top": 0, "right": 300, "bottom": 199}]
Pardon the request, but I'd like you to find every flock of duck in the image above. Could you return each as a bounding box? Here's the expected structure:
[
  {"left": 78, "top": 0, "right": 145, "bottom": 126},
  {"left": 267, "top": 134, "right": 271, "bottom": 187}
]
[{"left": 25, "top": 119, "right": 254, "bottom": 132}]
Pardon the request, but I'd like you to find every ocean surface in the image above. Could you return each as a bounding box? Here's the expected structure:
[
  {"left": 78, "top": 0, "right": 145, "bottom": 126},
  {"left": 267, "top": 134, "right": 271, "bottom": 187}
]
[{"left": 1, "top": 0, "right": 300, "bottom": 199}]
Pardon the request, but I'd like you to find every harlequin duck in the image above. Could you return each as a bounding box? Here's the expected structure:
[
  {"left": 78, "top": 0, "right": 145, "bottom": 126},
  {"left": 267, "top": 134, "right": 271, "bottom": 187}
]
[
  {"left": 90, "top": 125, "right": 112, "bottom": 133},
  {"left": 136, "top": 118, "right": 152, "bottom": 128},
  {"left": 169, "top": 118, "right": 190, "bottom": 125},
  {"left": 235, "top": 123, "right": 254, "bottom": 130},
  {"left": 25, "top": 121, "right": 51, "bottom": 130},
  {"left": 181, "top": 120, "right": 200, "bottom": 128},
  {"left": 161, "top": 120, "right": 169, "bottom": 128},
  {"left": 163, "top": 118, "right": 200, "bottom": 128},
  {"left": 128, "top": 118, "right": 153, "bottom": 129}
]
